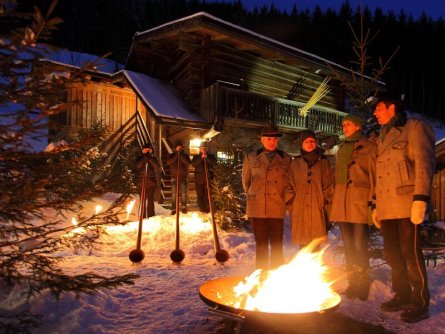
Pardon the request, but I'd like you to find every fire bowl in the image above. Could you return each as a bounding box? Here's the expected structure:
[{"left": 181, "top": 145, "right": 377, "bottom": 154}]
[{"left": 199, "top": 276, "right": 341, "bottom": 327}]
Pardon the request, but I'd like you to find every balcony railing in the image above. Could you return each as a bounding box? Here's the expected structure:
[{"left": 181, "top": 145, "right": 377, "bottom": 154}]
[{"left": 201, "top": 83, "right": 346, "bottom": 135}]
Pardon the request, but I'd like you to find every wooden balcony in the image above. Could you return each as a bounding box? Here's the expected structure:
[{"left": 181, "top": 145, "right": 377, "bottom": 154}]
[{"left": 201, "top": 82, "right": 346, "bottom": 135}]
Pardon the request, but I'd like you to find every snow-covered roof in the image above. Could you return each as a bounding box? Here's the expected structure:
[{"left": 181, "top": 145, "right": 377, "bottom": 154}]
[
  {"left": 131, "top": 12, "right": 379, "bottom": 83},
  {"left": 123, "top": 70, "right": 206, "bottom": 123},
  {"left": 41, "top": 47, "right": 124, "bottom": 75}
]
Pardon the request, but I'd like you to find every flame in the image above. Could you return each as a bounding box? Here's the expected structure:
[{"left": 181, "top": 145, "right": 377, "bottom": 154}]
[
  {"left": 232, "top": 241, "right": 340, "bottom": 313},
  {"left": 126, "top": 199, "right": 136, "bottom": 220},
  {"left": 69, "top": 217, "right": 86, "bottom": 235},
  {"left": 95, "top": 205, "right": 103, "bottom": 215}
]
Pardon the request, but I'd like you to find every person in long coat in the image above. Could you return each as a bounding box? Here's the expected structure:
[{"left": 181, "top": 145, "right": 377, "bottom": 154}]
[
  {"left": 166, "top": 140, "right": 191, "bottom": 214},
  {"left": 242, "top": 122, "right": 292, "bottom": 270},
  {"left": 372, "top": 96, "right": 435, "bottom": 323},
  {"left": 288, "top": 130, "right": 334, "bottom": 248},
  {"left": 330, "top": 114, "right": 377, "bottom": 301},
  {"left": 191, "top": 141, "right": 217, "bottom": 213},
  {"left": 136, "top": 144, "right": 161, "bottom": 219}
]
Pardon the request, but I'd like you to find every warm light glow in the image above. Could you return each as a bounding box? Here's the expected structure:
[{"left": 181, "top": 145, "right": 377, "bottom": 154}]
[
  {"left": 95, "top": 205, "right": 103, "bottom": 215},
  {"left": 104, "top": 212, "right": 212, "bottom": 235},
  {"left": 231, "top": 241, "right": 340, "bottom": 313},
  {"left": 189, "top": 138, "right": 202, "bottom": 156},
  {"left": 126, "top": 199, "right": 136, "bottom": 220},
  {"left": 180, "top": 212, "right": 212, "bottom": 234},
  {"left": 69, "top": 217, "right": 85, "bottom": 235},
  {"left": 189, "top": 138, "right": 202, "bottom": 148}
]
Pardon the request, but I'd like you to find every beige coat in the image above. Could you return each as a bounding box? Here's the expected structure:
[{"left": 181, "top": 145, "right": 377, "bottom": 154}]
[
  {"left": 330, "top": 136, "right": 377, "bottom": 224},
  {"left": 242, "top": 148, "right": 292, "bottom": 219},
  {"left": 288, "top": 155, "right": 334, "bottom": 245},
  {"left": 375, "top": 118, "right": 435, "bottom": 220}
]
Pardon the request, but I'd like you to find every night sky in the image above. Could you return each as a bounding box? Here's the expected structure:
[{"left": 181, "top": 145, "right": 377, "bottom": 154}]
[{"left": 209, "top": 0, "right": 445, "bottom": 20}]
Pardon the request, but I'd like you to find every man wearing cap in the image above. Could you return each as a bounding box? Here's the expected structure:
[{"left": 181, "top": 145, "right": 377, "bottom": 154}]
[
  {"left": 372, "top": 96, "right": 435, "bottom": 323},
  {"left": 136, "top": 144, "right": 161, "bottom": 218},
  {"left": 166, "top": 140, "right": 191, "bottom": 214},
  {"left": 191, "top": 141, "right": 217, "bottom": 213},
  {"left": 242, "top": 122, "right": 292, "bottom": 270},
  {"left": 330, "top": 114, "right": 377, "bottom": 301},
  {"left": 288, "top": 129, "right": 334, "bottom": 249}
]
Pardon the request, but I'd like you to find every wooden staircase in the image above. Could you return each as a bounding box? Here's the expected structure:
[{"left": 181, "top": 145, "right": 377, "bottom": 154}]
[
  {"left": 96, "top": 110, "right": 199, "bottom": 211},
  {"left": 159, "top": 139, "right": 198, "bottom": 211}
]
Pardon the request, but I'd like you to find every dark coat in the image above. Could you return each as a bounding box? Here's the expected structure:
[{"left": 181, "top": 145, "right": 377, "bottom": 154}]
[
  {"left": 288, "top": 154, "right": 334, "bottom": 245},
  {"left": 330, "top": 136, "right": 377, "bottom": 224},
  {"left": 136, "top": 153, "right": 161, "bottom": 202},
  {"left": 375, "top": 118, "right": 435, "bottom": 220},
  {"left": 166, "top": 151, "right": 191, "bottom": 181},
  {"left": 136, "top": 154, "right": 161, "bottom": 189},
  {"left": 191, "top": 153, "right": 217, "bottom": 184},
  {"left": 242, "top": 148, "right": 292, "bottom": 219}
]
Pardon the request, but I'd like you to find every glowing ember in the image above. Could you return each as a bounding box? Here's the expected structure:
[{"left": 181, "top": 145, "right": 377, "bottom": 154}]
[
  {"left": 126, "top": 199, "right": 136, "bottom": 220},
  {"left": 232, "top": 242, "right": 340, "bottom": 313},
  {"left": 71, "top": 217, "right": 78, "bottom": 226},
  {"left": 95, "top": 205, "right": 103, "bottom": 215}
]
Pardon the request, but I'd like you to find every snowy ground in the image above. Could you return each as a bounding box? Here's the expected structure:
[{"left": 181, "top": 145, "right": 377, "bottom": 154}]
[{"left": 4, "top": 195, "right": 445, "bottom": 334}]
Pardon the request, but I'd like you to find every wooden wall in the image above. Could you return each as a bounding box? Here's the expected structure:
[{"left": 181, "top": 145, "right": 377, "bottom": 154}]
[
  {"left": 64, "top": 82, "right": 137, "bottom": 132},
  {"left": 432, "top": 168, "right": 445, "bottom": 222},
  {"left": 50, "top": 80, "right": 155, "bottom": 149}
]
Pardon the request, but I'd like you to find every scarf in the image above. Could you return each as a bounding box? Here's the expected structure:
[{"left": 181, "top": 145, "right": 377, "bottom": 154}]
[
  {"left": 301, "top": 147, "right": 321, "bottom": 167},
  {"left": 335, "top": 131, "right": 362, "bottom": 184}
]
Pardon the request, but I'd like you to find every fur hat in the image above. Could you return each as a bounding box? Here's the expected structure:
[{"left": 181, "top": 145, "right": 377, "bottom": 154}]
[
  {"left": 258, "top": 122, "right": 282, "bottom": 137},
  {"left": 342, "top": 114, "right": 365, "bottom": 128},
  {"left": 298, "top": 129, "right": 317, "bottom": 146}
]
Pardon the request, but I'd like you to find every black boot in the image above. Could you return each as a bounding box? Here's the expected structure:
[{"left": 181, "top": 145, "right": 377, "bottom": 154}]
[
  {"left": 344, "top": 266, "right": 370, "bottom": 301},
  {"left": 343, "top": 283, "right": 357, "bottom": 299},
  {"left": 354, "top": 267, "right": 370, "bottom": 301},
  {"left": 381, "top": 295, "right": 412, "bottom": 312},
  {"left": 342, "top": 270, "right": 357, "bottom": 299}
]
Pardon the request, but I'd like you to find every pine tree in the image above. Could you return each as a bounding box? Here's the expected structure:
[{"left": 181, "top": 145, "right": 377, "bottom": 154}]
[
  {"left": 327, "top": 6, "right": 400, "bottom": 119},
  {"left": 211, "top": 162, "right": 247, "bottom": 231},
  {"left": 0, "top": 2, "right": 137, "bottom": 331}
]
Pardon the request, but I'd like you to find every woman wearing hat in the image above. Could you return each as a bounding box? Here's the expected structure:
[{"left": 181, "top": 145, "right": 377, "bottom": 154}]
[
  {"left": 242, "top": 122, "right": 292, "bottom": 270},
  {"left": 288, "top": 130, "right": 334, "bottom": 249},
  {"left": 330, "top": 114, "right": 377, "bottom": 301}
]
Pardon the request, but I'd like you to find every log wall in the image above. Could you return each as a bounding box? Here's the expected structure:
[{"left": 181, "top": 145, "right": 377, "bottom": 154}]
[{"left": 432, "top": 168, "right": 445, "bottom": 221}]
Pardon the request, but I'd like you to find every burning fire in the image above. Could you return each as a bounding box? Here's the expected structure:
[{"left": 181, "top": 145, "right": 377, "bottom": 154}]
[
  {"left": 126, "top": 199, "right": 136, "bottom": 220},
  {"left": 95, "top": 205, "right": 103, "bottom": 215},
  {"left": 232, "top": 242, "right": 340, "bottom": 314}
]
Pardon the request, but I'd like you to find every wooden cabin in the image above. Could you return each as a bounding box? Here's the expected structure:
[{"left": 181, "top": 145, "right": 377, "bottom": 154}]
[
  {"left": 51, "top": 12, "right": 369, "bottom": 205},
  {"left": 433, "top": 138, "right": 445, "bottom": 221},
  {"left": 124, "top": 12, "right": 356, "bottom": 157}
]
